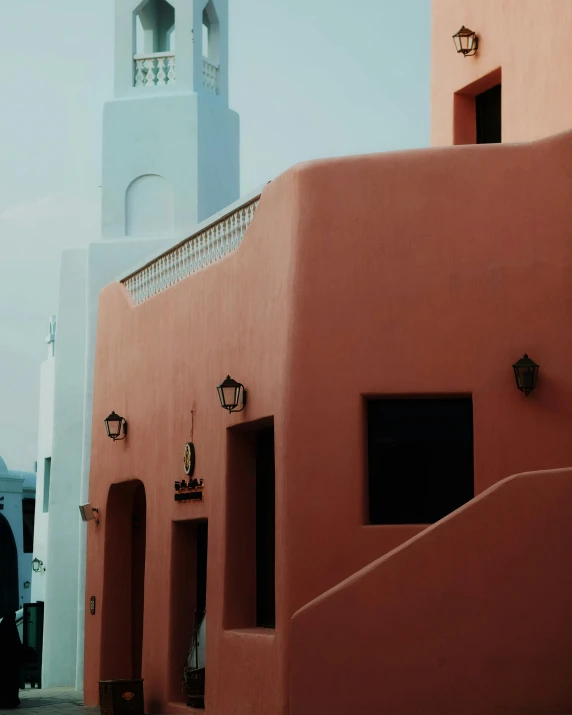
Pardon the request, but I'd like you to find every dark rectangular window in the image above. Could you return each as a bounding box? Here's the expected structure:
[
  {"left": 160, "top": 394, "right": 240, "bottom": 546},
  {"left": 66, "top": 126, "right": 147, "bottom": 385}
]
[
  {"left": 476, "top": 84, "right": 501, "bottom": 144},
  {"left": 256, "top": 427, "right": 275, "bottom": 629},
  {"left": 224, "top": 418, "right": 275, "bottom": 630},
  {"left": 367, "top": 397, "right": 474, "bottom": 525},
  {"left": 43, "top": 458, "right": 51, "bottom": 513},
  {"left": 22, "top": 498, "right": 35, "bottom": 553}
]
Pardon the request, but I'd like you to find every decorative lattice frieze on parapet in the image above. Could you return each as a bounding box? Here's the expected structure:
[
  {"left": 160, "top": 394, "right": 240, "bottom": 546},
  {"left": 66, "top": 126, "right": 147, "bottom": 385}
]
[{"left": 122, "top": 196, "right": 260, "bottom": 305}]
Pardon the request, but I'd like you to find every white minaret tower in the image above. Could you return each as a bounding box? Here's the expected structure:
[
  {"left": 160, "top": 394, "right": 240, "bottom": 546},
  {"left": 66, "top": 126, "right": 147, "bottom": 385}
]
[{"left": 102, "top": 0, "right": 239, "bottom": 239}]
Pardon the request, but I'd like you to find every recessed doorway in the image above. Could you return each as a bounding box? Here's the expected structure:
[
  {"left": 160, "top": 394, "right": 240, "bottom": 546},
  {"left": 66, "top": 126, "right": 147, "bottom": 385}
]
[
  {"left": 100, "top": 480, "right": 147, "bottom": 680},
  {"left": 224, "top": 417, "right": 276, "bottom": 631},
  {"left": 170, "top": 519, "right": 208, "bottom": 708}
]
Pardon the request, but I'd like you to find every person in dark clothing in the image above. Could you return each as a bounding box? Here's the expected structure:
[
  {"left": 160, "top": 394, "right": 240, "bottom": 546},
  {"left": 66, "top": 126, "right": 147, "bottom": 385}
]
[{"left": 0, "top": 612, "right": 24, "bottom": 708}]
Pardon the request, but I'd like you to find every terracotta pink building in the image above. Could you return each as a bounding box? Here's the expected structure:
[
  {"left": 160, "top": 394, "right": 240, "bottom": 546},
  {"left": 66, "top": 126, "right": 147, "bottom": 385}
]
[{"left": 84, "top": 2, "right": 572, "bottom": 714}]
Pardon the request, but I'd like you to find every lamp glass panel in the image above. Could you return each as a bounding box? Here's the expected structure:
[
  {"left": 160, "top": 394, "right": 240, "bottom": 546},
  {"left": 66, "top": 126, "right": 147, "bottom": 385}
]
[
  {"left": 520, "top": 368, "right": 535, "bottom": 389},
  {"left": 106, "top": 416, "right": 121, "bottom": 437},
  {"left": 222, "top": 385, "right": 239, "bottom": 408}
]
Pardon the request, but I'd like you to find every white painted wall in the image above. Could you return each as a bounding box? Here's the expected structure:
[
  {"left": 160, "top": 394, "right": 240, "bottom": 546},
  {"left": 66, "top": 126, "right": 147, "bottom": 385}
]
[
  {"left": 197, "top": 88, "right": 240, "bottom": 222},
  {"left": 42, "top": 249, "right": 87, "bottom": 687},
  {"left": 31, "top": 321, "right": 56, "bottom": 604},
  {"left": 102, "top": 93, "right": 239, "bottom": 238},
  {"left": 41, "top": 0, "right": 240, "bottom": 691}
]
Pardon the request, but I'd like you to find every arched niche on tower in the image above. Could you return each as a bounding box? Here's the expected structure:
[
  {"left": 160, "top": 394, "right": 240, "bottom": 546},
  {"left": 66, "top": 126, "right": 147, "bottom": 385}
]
[
  {"left": 200, "top": 0, "right": 220, "bottom": 95},
  {"left": 133, "top": 0, "right": 176, "bottom": 87},
  {"left": 125, "top": 174, "right": 174, "bottom": 237},
  {"left": 202, "top": 1, "right": 220, "bottom": 65}
]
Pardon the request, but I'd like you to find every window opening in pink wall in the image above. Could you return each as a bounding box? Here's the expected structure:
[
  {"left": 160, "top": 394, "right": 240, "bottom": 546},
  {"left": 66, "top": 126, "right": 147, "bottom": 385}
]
[
  {"left": 453, "top": 68, "right": 502, "bottom": 145},
  {"left": 224, "top": 418, "right": 275, "bottom": 630},
  {"left": 476, "top": 84, "right": 501, "bottom": 143},
  {"left": 367, "top": 397, "right": 474, "bottom": 525}
]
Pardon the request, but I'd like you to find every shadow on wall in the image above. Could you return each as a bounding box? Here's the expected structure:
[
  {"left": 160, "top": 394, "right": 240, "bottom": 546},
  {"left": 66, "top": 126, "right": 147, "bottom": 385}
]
[{"left": 126, "top": 175, "right": 174, "bottom": 237}]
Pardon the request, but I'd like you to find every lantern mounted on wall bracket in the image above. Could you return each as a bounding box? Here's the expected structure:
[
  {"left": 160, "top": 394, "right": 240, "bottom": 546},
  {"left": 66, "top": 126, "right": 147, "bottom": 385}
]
[
  {"left": 512, "top": 354, "right": 539, "bottom": 397},
  {"left": 217, "top": 375, "right": 247, "bottom": 413},
  {"left": 31, "top": 558, "right": 43, "bottom": 573},
  {"left": 452, "top": 26, "right": 478, "bottom": 57},
  {"left": 104, "top": 411, "right": 127, "bottom": 441},
  {"left": 79, "top": 503, "right": 100, "bottom": 525}
]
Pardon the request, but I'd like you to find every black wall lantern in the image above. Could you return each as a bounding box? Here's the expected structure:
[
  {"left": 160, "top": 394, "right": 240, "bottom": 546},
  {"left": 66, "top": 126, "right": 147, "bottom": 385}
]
[
  {"left": 512, "top": 354, "right": 539, "bottom": 397},
  {"left": 453, "top": 26, "right": 478, "bottom": 56},
  {"left": 31, "top": 558, "right": 43, "bottom": 573},
  {"left": 104, "top": 411, "right": 127, "bottom": 441},
  {"left": 217, "top": 375, "right": 246, "bottom": 413}
]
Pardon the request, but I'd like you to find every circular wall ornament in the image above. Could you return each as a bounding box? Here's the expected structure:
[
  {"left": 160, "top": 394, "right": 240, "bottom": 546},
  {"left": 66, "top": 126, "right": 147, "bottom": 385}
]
[{"left": 184, "top": 442, "right": 196, "bottom": 477}]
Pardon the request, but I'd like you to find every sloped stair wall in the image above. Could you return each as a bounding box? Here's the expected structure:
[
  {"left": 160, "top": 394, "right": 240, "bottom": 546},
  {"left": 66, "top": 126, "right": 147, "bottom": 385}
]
[{"left": 290, "top": 467, "right": 572, "bottom": 715}]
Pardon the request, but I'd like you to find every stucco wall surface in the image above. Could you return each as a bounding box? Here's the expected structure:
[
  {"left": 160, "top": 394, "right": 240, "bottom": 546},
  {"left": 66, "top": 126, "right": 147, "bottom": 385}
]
[
  {"left": 86, "top": 130, "right": 572, "bottom": 714},
  {"left": 290, "top": 468, "right": 572, "bottom": 715},
  {"left": 85, "top": 172, "right": 301, "bottom": 713},
  {"left": 281, "top": 130, "right": 572, "bottom": 621},
  {"left": 431, "top": 0, "right": 572, "bottom": 145}
]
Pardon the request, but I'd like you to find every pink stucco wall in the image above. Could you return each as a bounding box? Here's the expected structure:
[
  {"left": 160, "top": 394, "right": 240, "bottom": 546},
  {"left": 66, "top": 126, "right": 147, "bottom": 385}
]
[
  {"left": 432, "top": 0, "right": 572, "bottom": 146},
  {"left": 86, "top": 128, "right": 572, "bottom": 714},
  {"left": 291, "top": 468, "right": 572, "bottom": 715}
]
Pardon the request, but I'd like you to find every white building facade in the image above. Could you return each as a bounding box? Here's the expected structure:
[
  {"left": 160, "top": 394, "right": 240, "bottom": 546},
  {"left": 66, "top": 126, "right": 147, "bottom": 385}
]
[
  {"left": 30, "top": 316, "right": 56, "bottom": 605},
  {"left": 35, "top": 0, "right": 239, "bottom": 690}
]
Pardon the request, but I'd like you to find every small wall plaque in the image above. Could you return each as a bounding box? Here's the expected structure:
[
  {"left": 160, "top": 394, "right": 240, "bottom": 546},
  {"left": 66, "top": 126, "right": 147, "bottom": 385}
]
[
  {"left": 184, "top": 442, "right": 196, "bottom": 476},
  {"left": 90, "top": 596, "right": 96, "bottom": 615}
]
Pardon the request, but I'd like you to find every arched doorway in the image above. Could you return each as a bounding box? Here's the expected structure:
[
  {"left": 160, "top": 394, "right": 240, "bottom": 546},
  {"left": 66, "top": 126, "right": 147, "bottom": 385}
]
[
  {"left": 0, "top": 513, "right": 19, "bottom": 617},
  {"left": 100, "top": 481, "right": 147, "bottom": 679}
]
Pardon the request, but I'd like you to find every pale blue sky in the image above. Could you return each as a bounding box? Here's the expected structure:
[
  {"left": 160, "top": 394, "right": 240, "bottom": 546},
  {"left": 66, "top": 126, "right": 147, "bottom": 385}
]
[{"left": 0, "top": 0, "right": 430, "bottom": 470}]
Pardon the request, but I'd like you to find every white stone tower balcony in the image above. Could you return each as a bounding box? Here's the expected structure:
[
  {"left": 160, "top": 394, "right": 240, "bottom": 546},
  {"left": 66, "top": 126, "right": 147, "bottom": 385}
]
[
  {"left": 102, "top": 0, "right": 238, "bottom": 239},
  {"left": 117, "top": 0, "right": 226, "bottom": 99},
  {"left": 133, "top": 51, "right": 220, "bottom": 94},
  {"left": 134, "top": 51, "right": 176, "bottom": 87}
]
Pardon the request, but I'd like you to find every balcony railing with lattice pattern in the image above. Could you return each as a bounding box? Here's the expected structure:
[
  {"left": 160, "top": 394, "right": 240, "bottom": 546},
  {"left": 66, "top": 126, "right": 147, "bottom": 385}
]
[
  {"left": 122, "top": 196, "right": 260, "bottom": 305},
  {"left": 202, "top": 58, "right": 219, "bottom": 95},
  {"left": 134, "top": 52, "right": 176, "bottom": 87}
]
